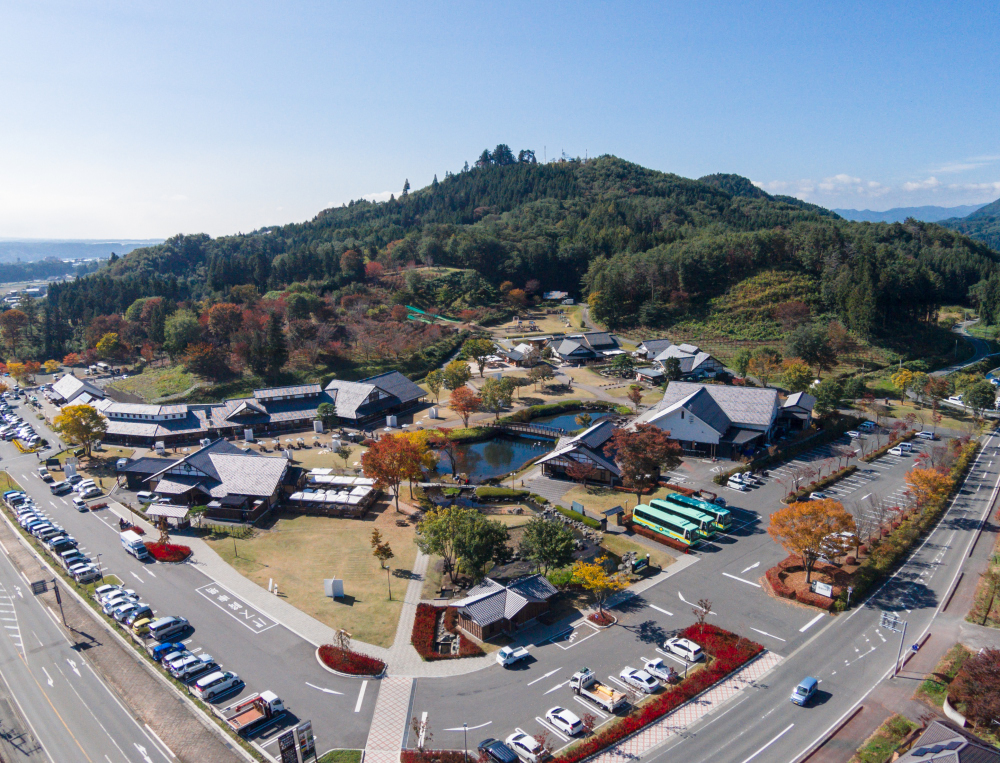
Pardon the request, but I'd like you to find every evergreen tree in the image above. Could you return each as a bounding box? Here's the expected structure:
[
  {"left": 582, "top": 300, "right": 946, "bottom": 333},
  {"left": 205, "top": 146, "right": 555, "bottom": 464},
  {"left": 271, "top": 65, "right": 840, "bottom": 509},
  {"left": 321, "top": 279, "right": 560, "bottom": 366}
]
[{"left": 265, "top": 312, "right": 288, "bottom": 375}]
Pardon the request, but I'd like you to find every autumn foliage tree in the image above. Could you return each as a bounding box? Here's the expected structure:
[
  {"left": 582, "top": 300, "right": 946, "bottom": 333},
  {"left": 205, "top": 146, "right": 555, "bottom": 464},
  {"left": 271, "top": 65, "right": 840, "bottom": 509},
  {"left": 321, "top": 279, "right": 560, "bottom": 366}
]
[
  {"left": 449, "top": 387, "right": 482, "bottom": 428},
  {"left": 767, "top": 499, "right": 856, "bottom": 583},
  {"left": 904, "top": 467, "right": 953, "bottom": 513},
  {"left": 605, "top": 423, "right": 682, "bottom": 502},
  {"left": 182, "top": 343, "right": 230, "bottom": 380},
  {"left": 950, "top": 647, "right": 1000, "bottom": 729},
  {"left": 361, "top": 434, "right": 424, "bottom": 513},
  {"left": 565, "top": 459, "right": 597, "bottom": 488},
  {"left": 53, "top": 404, "right": 108, "bottom": 456},
  {"left": 572, "top": 556, "right": 628, "bottom": 614}
]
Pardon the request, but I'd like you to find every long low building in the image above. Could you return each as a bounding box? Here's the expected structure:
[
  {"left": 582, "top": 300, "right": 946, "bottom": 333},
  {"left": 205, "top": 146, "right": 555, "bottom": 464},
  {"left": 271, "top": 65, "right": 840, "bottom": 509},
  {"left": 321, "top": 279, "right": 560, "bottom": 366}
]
[{"left": 92, "top": 371, "right": 426, "bottom": 447}]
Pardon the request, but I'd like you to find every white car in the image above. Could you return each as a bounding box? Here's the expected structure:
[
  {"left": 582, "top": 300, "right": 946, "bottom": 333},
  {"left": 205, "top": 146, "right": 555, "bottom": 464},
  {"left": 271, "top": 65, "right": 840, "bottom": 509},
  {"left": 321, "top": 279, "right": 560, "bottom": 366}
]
[
  {"left": 809, "top": 491, "right": 831, "bottom": 500},
  {"left": 846, "top": 430, "right": 862, "bottom": 439},
  {"left": 544, "top": 707, "right": 583, "bottom": 736},
  {"left": 136, "top": 491, "right": 156, "bottom": 503},
  {"left": 619, "top": 666, "right": 659, "bottom": 693},
  {"left": 664, "top": 637, "right": 704, "bottom": 662},
  {"left": 888, "top": 446, "right": 904, "bottom": 456},
  {"left": 80, "top": 487, "right": 102, "bottom": 500},
  {"left": 505, "top": 732, "right": 544, "bottom": 763},
  {"left": 643, "top": 658, "right": 677, "bottom": 682},
  {"left": 191, "top": 670, "right": 242, "bottom": 701}
]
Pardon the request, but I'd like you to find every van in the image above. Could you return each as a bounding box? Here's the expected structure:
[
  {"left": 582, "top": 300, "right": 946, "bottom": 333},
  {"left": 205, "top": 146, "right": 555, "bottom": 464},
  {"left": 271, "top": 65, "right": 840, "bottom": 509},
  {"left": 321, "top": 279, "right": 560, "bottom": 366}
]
[
  {"left": 916, "top": 431, "right": 936, "bottom": 440},
  {"left": 726, "top": 479, "right": 747, "bottom": 491},
  {"left": 192, "top": 670, "right": 242, "bottom": 701},
  {"left": 148, "top": 616, "right": 189, "bottom": 642},
  {"left": 664, "top": 637, "right": 705, "bottom": 662},
  {"left": 72, "top": 497, "right": 88, "bottom": 511},
  {"left": 898, "top": 442, "right": 913, "bottom": 452},
  {"left": 136, "top": 491, "right": 156, "bottom": 503},
  {"left": 790, "top": 676, "right": 818, "bottom": 706},
  {"left": 50, "top": 481, "right": 72, "bottom": 495},
  {"left": 859, "top": 421, "right": 877, "bottom": 431},
  {"left": 126, "top": 606, "right": 153, "bottom": 627},
  {"left": 888, "top": 446, "right": 904, "bottom": 456}
]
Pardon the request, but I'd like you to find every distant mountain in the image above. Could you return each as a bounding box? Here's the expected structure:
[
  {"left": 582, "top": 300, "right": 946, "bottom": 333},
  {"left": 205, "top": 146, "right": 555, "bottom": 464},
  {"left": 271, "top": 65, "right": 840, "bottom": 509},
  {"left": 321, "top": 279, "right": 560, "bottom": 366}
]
[
  {"left": 940, "top": 197, "right": 1000, "bottom": 250},
  {"left": 0, "top": 239, "right": 161, "bottom": 264},
  {"left": 833, "top": 204, "right": 988, "bottom": 224}
]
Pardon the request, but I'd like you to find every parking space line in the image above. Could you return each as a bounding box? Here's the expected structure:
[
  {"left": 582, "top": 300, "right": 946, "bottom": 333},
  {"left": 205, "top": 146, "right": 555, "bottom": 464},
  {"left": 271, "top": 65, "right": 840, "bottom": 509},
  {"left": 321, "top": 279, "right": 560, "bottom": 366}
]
[
  {"left": 722, "top": 572, "right": 761, "bottom": 588},
  {"left": 649, "top": 605, "right": 673, "bottom": 616},
  {"left": 572, "top": 696, "right": 607, "bottom": 717},
  {"left": 534, "top": 717, "right": 569, "bottom": 742},
  {"left": 799, "top": 613, "right": 825, "bottom": 632}
]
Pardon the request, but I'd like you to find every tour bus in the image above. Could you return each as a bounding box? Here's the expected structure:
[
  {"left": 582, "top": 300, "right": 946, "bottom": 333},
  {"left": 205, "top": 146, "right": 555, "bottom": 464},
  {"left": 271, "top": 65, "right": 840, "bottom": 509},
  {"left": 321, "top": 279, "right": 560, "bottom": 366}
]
[
  {"left": 662, "top": 492, "right": 733, "bottom": 532},
  {"left": 632, "top": 503, "right": 700, "bottom": 548},
  {"left": 648, "top": 498, "right": 716, "bottom": 539}
]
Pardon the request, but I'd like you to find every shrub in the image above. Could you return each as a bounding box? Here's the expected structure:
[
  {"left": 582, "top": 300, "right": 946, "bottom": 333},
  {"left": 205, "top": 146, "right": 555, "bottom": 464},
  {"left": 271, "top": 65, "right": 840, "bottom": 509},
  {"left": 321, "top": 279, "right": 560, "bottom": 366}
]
[
  {"left": 317, "top": 645, "right": 385, "bottom": 676},
  {"left": 555, "top": 624, "right": 762, "bottom": 763},
  {"left": 555, "top": 504, "right": 601, "bottom": 529},
  {"left": 589, "top": 611, "right": 615, "bottom": 626},
  {"left": 411, "top": 604, "right": 484, "bottom": 661},
  {"left": 143, "top": 542, "right": 191, "bottom": 562},
  {"left": 475, "top": 487, "right": 529, "bottom": 501},
  {"left": 401, "top": 751, "right": 467, "bottom": 763}
]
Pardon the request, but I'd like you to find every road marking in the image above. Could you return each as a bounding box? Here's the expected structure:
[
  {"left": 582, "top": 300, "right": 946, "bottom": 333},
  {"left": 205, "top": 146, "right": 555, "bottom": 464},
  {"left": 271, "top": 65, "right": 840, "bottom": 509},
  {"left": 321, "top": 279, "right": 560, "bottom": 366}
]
[
  {"left": 130, "top": 571, "right": 144, "bottom": 583},
  {"left": 134, "top": 743, "right": 154, "bottom": 763},
  {"left": 66, "top": 658, "right": 80, "bottom": 677},
  {"left": 799, "top": 613, "right": 825, "bottom": 632},
  {"left": 740, "top": 722, "right": 794, "bottom": 763},
  {"left": 535, "top": 717, "right": 569, "bottom": 742},
  {"left": 678, "top": 591, "right": 718, "bottom": 614},
  {"left": 607, "top": 674, "right": 630, "bottom": 690},
  {"left": 649, "top": 604, "right": 673, "bottom": 616},
  {"left": 750, "top": 628, "right": 786, "bottom": 642},
  {"left": 572, "top": 696, "right": 607, "bottom": 717},
  {"left": 544, "top": 680, "right": 569, "bottom": 695},
  {"left": 355, "top": 680, "right": 367, "bottom": 712},
  {"left": 528, "top": 668, "right": 561, "bottom": 686},
  {"left": 42, "top": 666, "right": 53, "bottom": 686},
  {"left": 305, "top": 682, "right": 343, "bottom": 695},
  {"left": 722, "top": 572, "right": 761, "bottom": 588},
  {"left": 741, "top": 562, "right": 760, "bottom": 574},
  {"left": 147, "top": 569, "right": 156, "bottom": 577}
]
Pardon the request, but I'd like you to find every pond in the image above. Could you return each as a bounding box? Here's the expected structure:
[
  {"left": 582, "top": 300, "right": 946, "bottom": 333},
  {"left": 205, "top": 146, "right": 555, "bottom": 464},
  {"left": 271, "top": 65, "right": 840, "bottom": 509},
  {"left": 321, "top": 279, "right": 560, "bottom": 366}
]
[
  {"left": 434, "top": 435, "right": 553, "bottom": 482},
  {"left": 532, "top": 409, "right": 614, "bottom": 432}
]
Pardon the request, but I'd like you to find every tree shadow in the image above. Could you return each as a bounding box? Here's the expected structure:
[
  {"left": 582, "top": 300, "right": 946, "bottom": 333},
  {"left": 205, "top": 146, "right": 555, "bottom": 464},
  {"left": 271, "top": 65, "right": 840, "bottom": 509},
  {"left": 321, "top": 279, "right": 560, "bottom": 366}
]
[{"left": 619, "top": 619, "right": 670, "bottom": 646}]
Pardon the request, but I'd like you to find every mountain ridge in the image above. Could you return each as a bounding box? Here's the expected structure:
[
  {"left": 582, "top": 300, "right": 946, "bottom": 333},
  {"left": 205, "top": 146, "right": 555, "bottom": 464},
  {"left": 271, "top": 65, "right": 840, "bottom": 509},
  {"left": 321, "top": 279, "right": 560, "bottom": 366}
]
[{"left": 833, "top": 204, "right": 987, "bottom": 224}]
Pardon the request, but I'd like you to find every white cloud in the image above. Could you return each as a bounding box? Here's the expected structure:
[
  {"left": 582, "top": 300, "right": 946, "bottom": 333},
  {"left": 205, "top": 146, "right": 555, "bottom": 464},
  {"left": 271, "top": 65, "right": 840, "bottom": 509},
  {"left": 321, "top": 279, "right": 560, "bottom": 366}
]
[
  {"left": 902, "top": 177, "right": 941, "bottom": 192},
  {"left": 948, "top": 180, "right": 1000, "bottom": 194},
  {"left": 360, "top": 190, "right": 394, "bottom": 203},
  {"left": 930, "top": 155, "right": 1000, "bottom": 174}
]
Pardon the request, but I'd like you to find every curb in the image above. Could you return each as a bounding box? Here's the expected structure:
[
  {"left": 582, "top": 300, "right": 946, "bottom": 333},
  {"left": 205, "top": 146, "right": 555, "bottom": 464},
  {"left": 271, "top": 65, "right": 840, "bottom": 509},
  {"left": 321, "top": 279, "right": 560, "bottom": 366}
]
[
  {"left": 314, "top": 647, "right": 386, "bottom": 680},
  {"left": 586, "top": 614, "right": 618, "bottom": 629}
]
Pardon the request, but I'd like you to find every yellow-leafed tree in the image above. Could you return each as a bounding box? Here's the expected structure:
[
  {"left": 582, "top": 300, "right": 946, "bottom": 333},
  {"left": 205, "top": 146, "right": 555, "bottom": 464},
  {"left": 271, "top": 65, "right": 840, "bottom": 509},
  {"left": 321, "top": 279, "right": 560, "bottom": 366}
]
[
  {"left": 905, "top": 468, "right": 953, "bottom": 512},
  {"left": 767, "top": 499, "right": 857, "bottom": 583},
  {"left": 53, "top": 404, "right": 108, "bottom": 456},
  {"left": 572, "top": 556, "right": 629, "bottom": 614}
]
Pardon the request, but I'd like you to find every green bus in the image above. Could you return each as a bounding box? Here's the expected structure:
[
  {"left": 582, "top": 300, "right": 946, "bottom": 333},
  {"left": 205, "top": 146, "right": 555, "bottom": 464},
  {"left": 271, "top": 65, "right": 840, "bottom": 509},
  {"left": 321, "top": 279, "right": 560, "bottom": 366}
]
[
  {"left": 649, "top": 499, "right": 716, "bottom": 539},
  {"left": 632, "top": 504, "right": 700, "bottom": 547},
  {"left": 662, "top": 492, "right": 733, "bottom": 531}
]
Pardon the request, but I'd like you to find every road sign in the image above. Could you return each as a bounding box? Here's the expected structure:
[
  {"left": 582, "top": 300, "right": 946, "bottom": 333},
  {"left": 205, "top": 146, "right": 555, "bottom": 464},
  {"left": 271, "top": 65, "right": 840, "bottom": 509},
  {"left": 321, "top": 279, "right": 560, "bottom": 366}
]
[{"left": 880, "top": 611, "right": 903, "bottom": 633}]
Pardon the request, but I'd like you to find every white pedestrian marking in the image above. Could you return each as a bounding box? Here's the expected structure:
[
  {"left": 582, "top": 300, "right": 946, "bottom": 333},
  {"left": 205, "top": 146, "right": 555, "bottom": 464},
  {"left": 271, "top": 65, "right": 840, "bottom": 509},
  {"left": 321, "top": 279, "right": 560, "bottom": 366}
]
[
  {"left": 722, "top": 572, "right": 761, "bottom": 588},
  {"left": 799, "top": 613, "right": 825, "bottom": 632}
]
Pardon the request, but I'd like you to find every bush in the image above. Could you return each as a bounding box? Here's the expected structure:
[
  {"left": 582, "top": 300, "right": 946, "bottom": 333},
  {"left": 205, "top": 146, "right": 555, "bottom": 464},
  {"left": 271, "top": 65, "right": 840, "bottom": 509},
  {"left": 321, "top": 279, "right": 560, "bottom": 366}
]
[
  {"left": 475, "top": 487, "right": 529, "bottom": 501},
  {"left": 411, "top": 604, "right": 484, "bottom": 661},
  {"left": 317, "top": 645, "right": 385, "bottom": 676},
  {"left": 401, "top": 751, "right": 467, "bottom": 763},
  {"left": 555, "top": 624, "right": 762, "bottom": 763},
  {"left": 554, "top": 504, "right": 601, "bottom": 529},
  {"left": 143, "top": 542, "right": 191, "bottom": 562},
  {"left": 589, "top": 611, "right": 615, "bottom": 626}
]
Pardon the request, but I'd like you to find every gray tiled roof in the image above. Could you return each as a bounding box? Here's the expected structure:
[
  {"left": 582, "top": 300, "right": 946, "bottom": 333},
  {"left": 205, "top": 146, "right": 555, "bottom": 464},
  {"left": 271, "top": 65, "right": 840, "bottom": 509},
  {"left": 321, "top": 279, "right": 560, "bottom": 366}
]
[
  {"left": 554, "top": 339, "right": 587, "bottom": 357},
  {"left": 454, "top": 574, "right": 557, "bottom": 627},
  {"left": 324, "top": 371, "right": 424, "bottom": 420},
  {"left": 148, "top": 439, "right": 287, "bottom": 500},
  {"left": 253, "top": 384, "right": 322, "bottom": 400},
  {"left": 508, "top": 574, "right": 558, "bottom": 601},
  {"left": 579, "top": 332, "right": 618, "bottom": 350},
  {"left": 784, "top": 392, "right": 816, "bottom": 411},
  {"left": 638, "top": 382, "right": 778, "bottom": 429},
  {"left": 896, "top": 720, "right": 1000, "bottom": 762},
  {"left": 639, "top": 339, "right": 673, "bottom": 356},
  {"left": 52, "top": 375, "right": 103, "bottom": 403}
]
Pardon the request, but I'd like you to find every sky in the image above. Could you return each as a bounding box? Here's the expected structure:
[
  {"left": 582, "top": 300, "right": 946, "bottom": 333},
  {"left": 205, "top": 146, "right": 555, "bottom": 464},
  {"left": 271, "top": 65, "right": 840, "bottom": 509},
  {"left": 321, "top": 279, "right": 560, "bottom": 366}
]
[{"left": 1, "top": 1, "right": 998, "bottom": 239}]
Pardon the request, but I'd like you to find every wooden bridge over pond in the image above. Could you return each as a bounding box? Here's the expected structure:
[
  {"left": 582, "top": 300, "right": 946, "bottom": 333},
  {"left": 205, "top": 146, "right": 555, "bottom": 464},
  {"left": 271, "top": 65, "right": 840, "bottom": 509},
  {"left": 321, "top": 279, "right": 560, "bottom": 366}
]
[{"left": 489, "top": 421, "right": 568, "bottom": 439}]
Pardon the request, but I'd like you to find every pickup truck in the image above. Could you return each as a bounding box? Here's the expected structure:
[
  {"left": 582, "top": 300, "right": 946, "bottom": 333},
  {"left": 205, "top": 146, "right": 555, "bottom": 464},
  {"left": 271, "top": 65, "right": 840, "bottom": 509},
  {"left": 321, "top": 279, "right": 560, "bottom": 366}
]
[
  {"left": 568, "top": 667, "right": 627, "bottom": 712},
  {"left": 220, "top": 691, "right": 286, "bottom": 736},
  {"left": 495, "top": 646, "right": 530, "bottom": 667}
]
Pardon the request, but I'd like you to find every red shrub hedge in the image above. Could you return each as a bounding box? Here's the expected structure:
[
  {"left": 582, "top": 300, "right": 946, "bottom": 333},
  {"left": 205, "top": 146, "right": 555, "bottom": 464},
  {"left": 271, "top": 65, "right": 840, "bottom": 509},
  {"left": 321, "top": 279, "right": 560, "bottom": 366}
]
[
  {"left": 626, "top": 520, "right": 691, "bottom": 552},
  {"left": 589, "top": 611, "right": 615, "bottom": 626},
  {"left": 143, "top": 542, "right": 191, "bottom": 562},
  {"left": 401, "top": 751, "right": 467, "bottom": 763},
  {"left": 555, "top": 624, "right": 762, "bottom": 763},
  {"left": 318, "top": 645, "right": 385, "bottom": 676},
  {"left": 412, "top": 603, "right": 484, "bottom": 660}
]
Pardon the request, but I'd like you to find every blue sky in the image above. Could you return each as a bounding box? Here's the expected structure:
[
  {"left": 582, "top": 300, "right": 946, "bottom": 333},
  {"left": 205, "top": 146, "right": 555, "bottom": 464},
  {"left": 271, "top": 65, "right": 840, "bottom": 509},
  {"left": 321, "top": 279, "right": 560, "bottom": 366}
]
[{"left": 1, "top": 1, "right": 998, "bottom": 238}]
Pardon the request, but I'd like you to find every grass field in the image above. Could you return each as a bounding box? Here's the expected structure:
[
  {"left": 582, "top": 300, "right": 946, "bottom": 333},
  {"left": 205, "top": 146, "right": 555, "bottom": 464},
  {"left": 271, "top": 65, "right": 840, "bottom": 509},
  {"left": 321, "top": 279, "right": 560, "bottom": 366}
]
[
  {"left": 318, "top": 751, "right": 362, "bottom": 763},
  {"left": 849, "top": 714, "right": 916, "bottom": 763},
  {"left": 205, "top": 505, "right": 418, "bottom": 648},
  {"left": 109, "top": 365, "right": 200, "bottom": 401},
  {"left": 560, "top": 484, "right": 676, "bottom": 515},
  {"left": 915, "top": 643, "right": 972, "bottom": 707}
]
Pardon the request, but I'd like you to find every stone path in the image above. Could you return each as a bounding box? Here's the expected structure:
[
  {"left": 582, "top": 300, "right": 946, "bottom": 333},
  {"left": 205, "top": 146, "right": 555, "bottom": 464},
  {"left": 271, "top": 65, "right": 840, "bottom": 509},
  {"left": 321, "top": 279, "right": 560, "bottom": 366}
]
[{"left": 588, "top": 651, "right": 783, "bottom": 763}]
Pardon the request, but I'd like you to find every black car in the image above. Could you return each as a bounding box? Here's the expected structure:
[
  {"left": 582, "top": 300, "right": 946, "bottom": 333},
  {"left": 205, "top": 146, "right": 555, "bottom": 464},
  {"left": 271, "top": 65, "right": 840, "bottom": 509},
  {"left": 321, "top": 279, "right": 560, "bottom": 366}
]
[{"left": 478, "top": 739, "right": 519, "bottom": 763}]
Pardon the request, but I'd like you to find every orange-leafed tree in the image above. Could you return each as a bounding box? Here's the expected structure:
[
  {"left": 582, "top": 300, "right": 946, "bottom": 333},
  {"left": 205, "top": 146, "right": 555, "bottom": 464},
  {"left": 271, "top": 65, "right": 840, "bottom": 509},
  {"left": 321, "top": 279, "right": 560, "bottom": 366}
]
[
  {"left": 905, "top": 468, "right": 953, "bottom": 513},
  {"left": 207, "top": 302, "right": 243, "bottom": 343},
  {"left": 62, "top": 352, "right": 82, "bottom": 367},
  {"left": 604, "top": 423, "right": 682, "bottom": 503},
  {"left": 361, "top": 435, "right": 424, "bottom": 513},
  {"left": 767, "top": 499, "right": 857, "bottom": 583},
  {"left": 449, "top": 387, "right": 482, "bottom": 428}
]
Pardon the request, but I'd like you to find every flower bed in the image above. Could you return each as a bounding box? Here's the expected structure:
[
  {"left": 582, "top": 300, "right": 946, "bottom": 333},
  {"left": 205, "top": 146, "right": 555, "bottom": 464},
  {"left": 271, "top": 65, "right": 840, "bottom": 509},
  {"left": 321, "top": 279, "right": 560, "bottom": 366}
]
[
  {"left": 317, "top": 645, "right": 385, "bottom": 676},
  {"left": 412, "top": 603, "right": 484, "bottom": 660},
  {"left": 764, "top": 555, "right": 848, "bottom": 610},
  {"left": 556, "top": 624, "right": 763, "bottom": 763},
  {"left": 143, "top": 542, "right": 191, "bottom": 562},
  {"left": 588, "top": 611, "right": 615, "bottom": 626},
  {"left": 401, "top": 750, "right": 467, "bottom": 763}
]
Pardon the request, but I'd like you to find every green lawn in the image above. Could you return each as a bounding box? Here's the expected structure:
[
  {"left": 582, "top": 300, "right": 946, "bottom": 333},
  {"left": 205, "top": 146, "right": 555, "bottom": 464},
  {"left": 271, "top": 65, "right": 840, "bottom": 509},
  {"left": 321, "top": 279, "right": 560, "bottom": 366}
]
[
  {"left": 915, "top": 643, "right": 973, "bottom": 707},
  {"left": 318, "top": 751, "right": 362, "bottom": 763},
  {"left": 108, "top": 365, "right": 200, "bottom": 401},
  {"left": 849, "top": 715, "right": 916, "bottom": 763}
]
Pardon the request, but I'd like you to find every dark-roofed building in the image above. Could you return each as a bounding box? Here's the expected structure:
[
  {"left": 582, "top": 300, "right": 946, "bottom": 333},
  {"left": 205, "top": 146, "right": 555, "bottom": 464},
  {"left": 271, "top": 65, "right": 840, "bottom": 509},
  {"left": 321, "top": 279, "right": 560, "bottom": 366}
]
[
  {"left": 636, "top": 338, "right": 674, "bottom": 359},
  {"left": 634, "top": 382, "right": 780, "bottom": 459},
  {"left": 652, "top": 344, "right": 725, "bottom": 379},
  {"left": 324, "top": 371, "right": 425, "bottom": 424},
  {"left": 96, "top": 400, "right": 210, "bottom": 447},
  {"left": 117, "top": 456, "right": 179, "bottom": 490},
  {"left": 453, "top": 574, "right": 559, "bottom": 640},
  {"left": 895, "top": 720, "right": 1000, "bottom": 763},
  {"left": 536, "top": 420, "right": 621, "bottom": 485},
  {"left": 550, "top": 332, "right": 622, "bottom": 365},
  {"left": 145, "top": 439, "right": 290, "bottom": 524},
  {"left": 780, "top": 391, "right": 817, "bottom": 431}
]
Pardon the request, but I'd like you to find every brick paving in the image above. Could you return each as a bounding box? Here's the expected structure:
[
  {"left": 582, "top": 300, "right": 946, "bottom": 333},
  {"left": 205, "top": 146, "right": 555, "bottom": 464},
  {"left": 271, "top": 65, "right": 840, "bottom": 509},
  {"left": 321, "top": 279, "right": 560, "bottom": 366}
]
[
  {"left": 588, "top": 651, "right": 783, "bottom": 763},
  {"left": 0, "top": 512, "right": 248, "bottom": 763},
  {"left": 364, "top": 675, "right": 414, "bottom": 763}
]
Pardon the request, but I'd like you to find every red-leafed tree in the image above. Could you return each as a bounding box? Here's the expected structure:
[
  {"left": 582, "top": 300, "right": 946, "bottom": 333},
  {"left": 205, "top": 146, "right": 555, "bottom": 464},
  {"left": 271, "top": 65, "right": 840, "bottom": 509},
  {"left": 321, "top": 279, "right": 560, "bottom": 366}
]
[
  {"left": 605, "top": 424, "right": 682, "bottom": 502},
  {"left": 365, "top": 261, "right": 384, "bottom": 281},
  {"left": 207, "top": 303, "right": 243, "bottom": 344},
  {"left": 361, "top": 435, "right": 424, "bottom": 513},
  {"left": 565, "top": 460, "right": 597, "bottom": 489},
  {"left": 449, "top": 387, "right": 482, "bottom": 428}
]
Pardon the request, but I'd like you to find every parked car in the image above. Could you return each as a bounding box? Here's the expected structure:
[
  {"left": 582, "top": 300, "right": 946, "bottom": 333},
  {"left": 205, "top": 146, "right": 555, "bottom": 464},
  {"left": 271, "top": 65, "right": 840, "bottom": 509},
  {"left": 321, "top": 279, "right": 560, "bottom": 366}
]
[
  {"left": 72, "top": 497, "right": 88, "bottom": 511},
  {"left": 726, "top": 479, "right": 747, "bottom": 491},
  {"left": 37, "top": 467, "right": 52, "bottom": 482},
  {"left": 125, "top": 606, "right": 154, "bottom": 627},
  {"left": 172, "top": 654, "right": 216, "bottom": 682},
  {"left": 150, "top": 642, "right": 184, "bottom": 662},
  {"left": 505, "top": 732, "right": 545, "bottom": 763},
  {"left": 164, "top": 651, "right": 195, "bottom": 672},
  {"left": 859, "top": 421, "right": 877, "bottom": 431},
  {"left": 66, "top": 474, "right": 83, "bottom": 485},
  {"left": 846, "top": 430, "right": 861, "bottom": 439},
  {"left": 915, "top": 431, "right": 937, "bottom": 440},
  {"left": 191, "top": 670, "right": 242, "bottom": 701},
  {"left": 643, "top": 658, "right": 677, "bottom": 683},
  {"left": 544, "top": 707, "right": 583, "bottom": 736},
  {"left": 478, "top": 739, "right": 520, "bottom": 763},
  {"left": 136, "top": 491, "right": 156, "bottom": 503},
  {"left": 663, "top": 637, "right": 704, "bottom": 662},
  {"left": 809, "top": 491, "right": 831, "bottom": 500},
  {"left": 619, "top": 666, "right": 659, "bottom": 693},
  {"left": 888, "top": 446, "right": 905, "bottom": 456},
  {"left": 80, "top": 487, "right": 102, "bottom": 500}
]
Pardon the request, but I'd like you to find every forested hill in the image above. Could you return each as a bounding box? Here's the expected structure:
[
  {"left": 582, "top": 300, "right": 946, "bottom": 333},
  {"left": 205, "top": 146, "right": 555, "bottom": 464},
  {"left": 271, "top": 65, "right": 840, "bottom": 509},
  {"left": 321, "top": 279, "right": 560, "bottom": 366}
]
[
  {"left": 941, "top": 196, "right": 1000, "bottom": 252},
  {"left": 47, "top": 152, "right": 1000, "bottom": 345}
]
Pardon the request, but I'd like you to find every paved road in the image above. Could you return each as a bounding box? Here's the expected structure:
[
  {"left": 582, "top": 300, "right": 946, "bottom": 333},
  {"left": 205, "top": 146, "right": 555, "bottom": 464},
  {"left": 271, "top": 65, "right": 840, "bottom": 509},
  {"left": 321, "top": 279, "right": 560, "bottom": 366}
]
[
  {"left": 932, "top": 319, "right": 994, "bottom": 377},
  {"left": 409, "top": 430, "right": 955, "bottom": 758},
  {"left": 0, "top": 401, "right": 379, "bottom": 752},
  {"left": 0, "top": 526, "right": 175, "bottom": 763}
]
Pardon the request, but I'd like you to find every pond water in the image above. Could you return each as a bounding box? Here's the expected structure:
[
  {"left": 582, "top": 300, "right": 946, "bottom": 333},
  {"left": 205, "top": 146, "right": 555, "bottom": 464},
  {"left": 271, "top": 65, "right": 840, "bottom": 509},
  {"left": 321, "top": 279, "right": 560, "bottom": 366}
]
[
  {"left": 532, "top": 410, "right": 614, "bottom": 432},
  {"left": 434, "top": 436, "right": 554, "bottom": 481}
]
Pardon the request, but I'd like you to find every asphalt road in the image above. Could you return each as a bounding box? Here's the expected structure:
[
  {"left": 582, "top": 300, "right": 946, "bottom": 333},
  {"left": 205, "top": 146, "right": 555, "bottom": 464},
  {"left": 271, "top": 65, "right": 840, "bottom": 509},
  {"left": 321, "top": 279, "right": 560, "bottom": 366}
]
[
  {"left": 0, "top": 523, "right": 174, "bottom": 763},
  {"left": 932, "top": 319, "right": 994, "bottom": 377},
  {"left": 409, "top": 429, "right": 992, "bottom": 762},
  {"left": 0, "top": 401, "right": 379, "bottom": 752}
]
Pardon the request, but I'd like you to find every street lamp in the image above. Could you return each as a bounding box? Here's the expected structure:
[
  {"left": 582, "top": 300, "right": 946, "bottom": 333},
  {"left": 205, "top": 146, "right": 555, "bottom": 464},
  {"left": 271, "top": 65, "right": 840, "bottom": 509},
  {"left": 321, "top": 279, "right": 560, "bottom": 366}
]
[
  {"left": 95, "top": 553, "right": 103, "bottom": 583},
  {"left": 443, "top": 721, "right": 492, "bottom": 763}
]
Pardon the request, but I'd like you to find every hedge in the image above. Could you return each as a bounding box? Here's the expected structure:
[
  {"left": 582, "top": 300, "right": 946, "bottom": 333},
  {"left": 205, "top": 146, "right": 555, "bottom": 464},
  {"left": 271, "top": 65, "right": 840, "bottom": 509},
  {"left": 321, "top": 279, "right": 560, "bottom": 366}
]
[
  {"left": 401, "top": 751, "right": 467, "bottom": 763},
  {"left": 143, "top": 542, "right": 191, "bottom": 562},
  {"left": 317, "top": 645, "right": 385, "bottom": 676},
  {"left": 554, "top": 504, "right": 601, "bottom": 529},
  {"left": 833, "top": 439, "right": 979, "bottom": 611},
  {"left": 555, "top": 624, "right": 762, "bottom": 763},
  {"left": 784, "top": 465, "right": 857, "bottom": 503},
  {"left": 474, "top": 487, "right": 529, "bottom": 501},
  {"left": 411, "top": 604, "right": 484, "bottom": 660}
]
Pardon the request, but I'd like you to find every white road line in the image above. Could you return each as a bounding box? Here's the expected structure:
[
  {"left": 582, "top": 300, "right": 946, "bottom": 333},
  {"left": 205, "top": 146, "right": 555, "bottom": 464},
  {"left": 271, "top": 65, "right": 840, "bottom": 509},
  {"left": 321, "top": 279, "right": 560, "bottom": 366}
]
[
  {"left": 130, "top": 571, "right": 144, "bottom": 583},
  {"left": 799, "top": 613, "right": 825, "bottom": 632},
  {"left": 649, "top": 604, "right": 673, "bottom": 616},
  {"left": 678, "top": 591, "right": 718, "bottom": 614},
  {"left": 859, "top": 493, "right": 871, "bottom": 501},
  {"left": 544, "top": 680, "right": 569, "bottom": 695},
  {"left": 571, "top": 695, "right": 607, "bottom": 717},
  {"left": 722, "top": 572, "right": 761, "bottom": 588},
  {"left": 534, "top": 717, "right": 569, "bottom": 742},
  {"left": 528, "top": 668, "right": 561, "bottom": 686},
  {"left": 305, "top": 682, "right": 343, "bottom": 695},
  {"left": 740, "top": 723, "right": 794, "bottom": 763},
  {"left": 354, "top": 680, "right": 367, "bottom": 712},
  {"left": 750, "top": 628, "right": 786, "bottom": 642}
]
